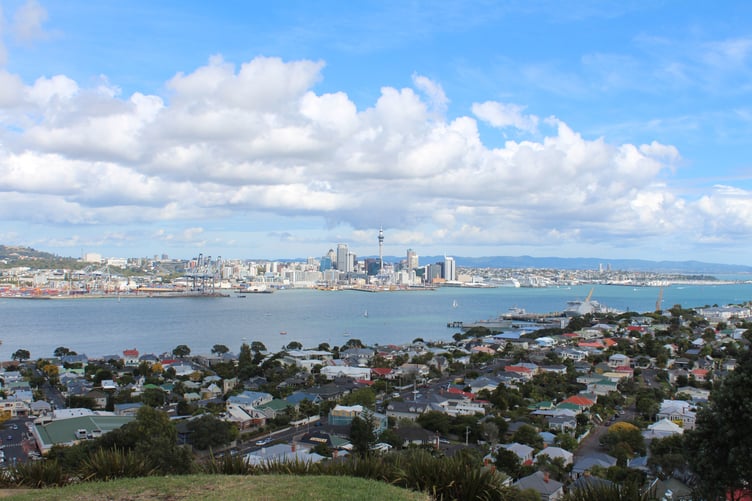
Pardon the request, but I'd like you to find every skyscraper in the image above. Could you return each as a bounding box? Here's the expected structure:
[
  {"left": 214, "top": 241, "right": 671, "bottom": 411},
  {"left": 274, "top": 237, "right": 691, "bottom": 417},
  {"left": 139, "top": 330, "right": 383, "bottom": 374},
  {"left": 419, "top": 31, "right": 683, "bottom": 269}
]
[
  {"left": 407, "top": 248, "right": 419, "bottom": 270},
  {"left": 336, "top": 244, "right": 350, "bottom": 272},
  {"left": 443, "top": 256, "right": 456, "bottom": 281}
]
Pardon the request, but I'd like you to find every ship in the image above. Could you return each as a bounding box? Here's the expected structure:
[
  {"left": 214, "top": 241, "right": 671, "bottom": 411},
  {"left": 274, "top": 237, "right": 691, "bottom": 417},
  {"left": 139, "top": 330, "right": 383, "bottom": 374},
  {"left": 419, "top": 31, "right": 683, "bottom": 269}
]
[{"left": 564, "top": 288, "right": 620, "bottom": 316}]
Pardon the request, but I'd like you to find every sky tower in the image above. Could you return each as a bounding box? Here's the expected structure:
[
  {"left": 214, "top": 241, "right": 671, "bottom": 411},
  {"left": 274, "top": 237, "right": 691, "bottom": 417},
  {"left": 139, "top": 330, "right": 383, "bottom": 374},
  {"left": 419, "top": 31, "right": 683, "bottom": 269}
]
[{"left": 378, "top": 226, "right": 384, "bottom": 273}]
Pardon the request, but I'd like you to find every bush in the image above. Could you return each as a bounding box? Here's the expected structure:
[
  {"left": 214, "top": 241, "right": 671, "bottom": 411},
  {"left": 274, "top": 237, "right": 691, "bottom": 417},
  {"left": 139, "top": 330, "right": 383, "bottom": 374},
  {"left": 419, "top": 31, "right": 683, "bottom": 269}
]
[
  {"left": 1, "top": 459, "right": 72, "bottom": 488},
  {"left": 79, "top": 447, "right": 154, "bottom": 481}
]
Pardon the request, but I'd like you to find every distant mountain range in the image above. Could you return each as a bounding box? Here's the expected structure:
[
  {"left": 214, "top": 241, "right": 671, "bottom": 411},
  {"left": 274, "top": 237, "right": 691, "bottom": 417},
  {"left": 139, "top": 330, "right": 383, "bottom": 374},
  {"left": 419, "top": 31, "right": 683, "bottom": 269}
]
[
  {"left": 386, "top": 255, "right": 752, "bottom": 274},
  {"left": 4, "top": 245, "right": 751, "bottom": 274}
]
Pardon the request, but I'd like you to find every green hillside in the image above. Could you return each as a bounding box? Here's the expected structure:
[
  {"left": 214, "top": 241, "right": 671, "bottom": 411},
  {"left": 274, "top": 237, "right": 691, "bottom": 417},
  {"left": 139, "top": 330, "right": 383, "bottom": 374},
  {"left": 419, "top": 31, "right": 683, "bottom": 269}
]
[{"left": 1, "top": 474, "right": 430, "bottom": 501}]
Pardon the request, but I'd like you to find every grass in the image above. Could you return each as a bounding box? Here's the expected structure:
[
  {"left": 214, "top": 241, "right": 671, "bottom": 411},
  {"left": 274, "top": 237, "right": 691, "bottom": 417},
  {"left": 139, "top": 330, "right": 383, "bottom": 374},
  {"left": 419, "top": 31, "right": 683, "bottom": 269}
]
[{"left": 0, "top": 474, "right": 431, "bottom": 501}]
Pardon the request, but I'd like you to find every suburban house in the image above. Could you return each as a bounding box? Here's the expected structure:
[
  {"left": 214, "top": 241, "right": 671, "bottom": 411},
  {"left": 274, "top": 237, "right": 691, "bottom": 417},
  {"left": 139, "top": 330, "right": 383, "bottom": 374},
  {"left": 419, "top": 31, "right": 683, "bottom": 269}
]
[{"left": 513, "top": 471, "right": 564, "bottom": 501}]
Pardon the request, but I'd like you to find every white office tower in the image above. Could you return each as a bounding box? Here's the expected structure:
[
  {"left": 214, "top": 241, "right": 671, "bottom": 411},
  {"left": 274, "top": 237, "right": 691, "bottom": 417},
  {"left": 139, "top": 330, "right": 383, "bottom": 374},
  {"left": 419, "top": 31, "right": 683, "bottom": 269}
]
[
  {"left": 336, "top": 244, "right": 351, "bottom": 272},
  {"left": 443, "top": 256, "right": 456, "bottom": 281},
  {"left": 378, "top": 227, "right": 384, "bottom": 273},
  {"left": 407, "top": 248, "right": 419, "bottom": 270}
]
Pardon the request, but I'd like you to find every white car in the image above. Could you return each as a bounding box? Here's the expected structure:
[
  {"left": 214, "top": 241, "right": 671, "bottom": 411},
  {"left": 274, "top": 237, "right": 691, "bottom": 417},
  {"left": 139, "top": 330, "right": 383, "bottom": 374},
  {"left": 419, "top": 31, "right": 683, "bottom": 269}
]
[
  {"left": 370, "top": 443, "right": 393, "bottom": 453},
  {"left": 255, "top": 437, "right": 273, "bottom": 446}
]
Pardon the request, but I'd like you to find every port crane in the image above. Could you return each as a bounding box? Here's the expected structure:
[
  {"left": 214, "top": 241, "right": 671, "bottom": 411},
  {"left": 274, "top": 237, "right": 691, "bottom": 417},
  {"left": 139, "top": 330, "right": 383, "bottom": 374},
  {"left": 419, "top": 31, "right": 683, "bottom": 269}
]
[{"left": 186, "top": 253, "right": 223, "bottom": 293}]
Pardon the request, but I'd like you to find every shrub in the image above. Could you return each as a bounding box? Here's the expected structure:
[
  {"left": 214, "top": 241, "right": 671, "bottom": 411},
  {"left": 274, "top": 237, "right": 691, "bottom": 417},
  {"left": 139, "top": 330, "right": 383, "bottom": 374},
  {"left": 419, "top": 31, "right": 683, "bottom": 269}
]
[
  {"left": 2, "top": 459, "right": 72, "bottom": 488},
  {"left": 79, "top": 447, "right": 154, "bottom": 481}
]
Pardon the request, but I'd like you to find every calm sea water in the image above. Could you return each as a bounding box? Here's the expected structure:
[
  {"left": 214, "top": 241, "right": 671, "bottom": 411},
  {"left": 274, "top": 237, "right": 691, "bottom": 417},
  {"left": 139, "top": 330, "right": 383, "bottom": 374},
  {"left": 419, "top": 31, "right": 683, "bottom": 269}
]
[{"left": 1, "top": 283, "right": 751, "bottom": 360}]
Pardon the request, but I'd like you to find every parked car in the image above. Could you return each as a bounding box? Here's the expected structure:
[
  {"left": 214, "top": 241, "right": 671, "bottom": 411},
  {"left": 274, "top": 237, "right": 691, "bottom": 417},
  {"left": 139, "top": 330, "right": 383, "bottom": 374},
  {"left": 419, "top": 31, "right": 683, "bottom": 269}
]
[{"left": 255, "top": 437, "right": 273, "bottom": 446}]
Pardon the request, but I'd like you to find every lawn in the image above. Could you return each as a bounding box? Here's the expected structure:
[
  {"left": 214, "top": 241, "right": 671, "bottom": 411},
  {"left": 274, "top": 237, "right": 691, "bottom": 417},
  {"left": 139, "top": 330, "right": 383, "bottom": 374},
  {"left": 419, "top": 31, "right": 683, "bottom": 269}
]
[{"left": 0, "top": 474, "right": 431, "bottom": 501}]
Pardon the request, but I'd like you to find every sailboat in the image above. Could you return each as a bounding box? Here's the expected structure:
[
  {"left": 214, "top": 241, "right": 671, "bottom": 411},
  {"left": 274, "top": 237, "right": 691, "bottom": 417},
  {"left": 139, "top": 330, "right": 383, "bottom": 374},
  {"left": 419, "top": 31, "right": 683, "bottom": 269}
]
[
  {"left": 363, "top": 309, "right": 368, "bottom": 318},
  {"left": 452, "top": 299, "right": 458, "bottom": 308}
]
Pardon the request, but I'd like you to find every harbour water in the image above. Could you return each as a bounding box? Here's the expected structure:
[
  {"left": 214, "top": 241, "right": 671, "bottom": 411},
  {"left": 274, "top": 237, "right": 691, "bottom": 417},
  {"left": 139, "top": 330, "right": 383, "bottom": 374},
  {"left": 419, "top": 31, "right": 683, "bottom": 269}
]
[{"left": 1, "top": 283, "right": 751, "bottom": 360}]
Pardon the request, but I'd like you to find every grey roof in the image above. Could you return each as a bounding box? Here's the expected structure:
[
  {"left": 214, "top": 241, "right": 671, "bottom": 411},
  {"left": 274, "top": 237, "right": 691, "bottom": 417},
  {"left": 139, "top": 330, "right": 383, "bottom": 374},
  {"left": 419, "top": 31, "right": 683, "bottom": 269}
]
[{"left": 513, "top": 471, "right": 563, "bottom": 496}]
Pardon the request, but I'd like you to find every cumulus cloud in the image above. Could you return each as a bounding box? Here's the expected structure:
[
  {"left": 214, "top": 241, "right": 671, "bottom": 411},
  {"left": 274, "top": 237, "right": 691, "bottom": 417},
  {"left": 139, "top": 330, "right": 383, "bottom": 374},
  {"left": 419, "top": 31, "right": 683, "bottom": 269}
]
[
  {"left": 11, "top": 0, "right": 48, "bottom": 44},
  {"left": 3, "top": 53, "right": 748, "bottom": 256},
  {"left": 472, "top": 101, "right": 539, "bottom": 133}
]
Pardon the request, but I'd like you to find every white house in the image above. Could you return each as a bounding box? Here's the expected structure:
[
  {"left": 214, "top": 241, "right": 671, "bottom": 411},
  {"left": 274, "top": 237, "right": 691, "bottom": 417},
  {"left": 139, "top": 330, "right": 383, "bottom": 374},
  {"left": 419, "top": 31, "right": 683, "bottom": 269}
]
[
  {"left": 319, "top": 366, "right": 371, "bottom": 381},
  {"left": 656, "top": 400, "right": 696, "bottom": 430},
  {"left": 535, "top": 446, "right": 574, "bottom": 466},
  {"left": 643, "top": 418, "right": 684, "bottom": 440}
]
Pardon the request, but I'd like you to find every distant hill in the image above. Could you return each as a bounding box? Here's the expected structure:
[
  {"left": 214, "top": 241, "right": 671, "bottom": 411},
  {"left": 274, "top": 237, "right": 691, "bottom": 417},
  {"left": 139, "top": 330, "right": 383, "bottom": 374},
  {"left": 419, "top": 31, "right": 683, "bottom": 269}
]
[
  {"left": 0, "top": 245, "right": 59, "bottom": 260},
  {"left": 5, "top": 244, "right": 750, "bottom": 274},
  {"left": 397, "top": 255, "right": 752, "bottom": 274}
]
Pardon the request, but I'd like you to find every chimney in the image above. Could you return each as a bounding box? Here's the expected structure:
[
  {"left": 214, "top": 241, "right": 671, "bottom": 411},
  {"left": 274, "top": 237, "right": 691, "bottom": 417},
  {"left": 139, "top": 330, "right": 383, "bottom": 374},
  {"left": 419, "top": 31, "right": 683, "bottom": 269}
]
[
  {"left": 332, "top": 449, "right": 338, "bottom": 458},
  {"left": 543, "top": 471, "right": 550, "bottom": 483},
  {"left": 291, "top": 442, "right": 296, "bottom": 452}
]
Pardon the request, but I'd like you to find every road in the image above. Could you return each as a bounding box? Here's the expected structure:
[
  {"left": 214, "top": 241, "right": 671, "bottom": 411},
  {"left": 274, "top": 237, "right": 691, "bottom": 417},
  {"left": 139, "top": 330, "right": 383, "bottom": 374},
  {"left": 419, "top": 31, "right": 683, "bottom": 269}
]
[{"left": 0, "top": 417, "right": 38, "bottom": 466}]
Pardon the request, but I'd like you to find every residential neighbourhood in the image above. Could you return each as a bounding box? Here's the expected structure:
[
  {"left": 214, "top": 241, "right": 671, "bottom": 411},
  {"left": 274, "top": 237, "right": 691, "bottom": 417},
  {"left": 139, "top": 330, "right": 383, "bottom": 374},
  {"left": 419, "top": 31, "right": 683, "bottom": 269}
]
[{"left": 1, "top": 300, "right": 751, "bottom": 498}]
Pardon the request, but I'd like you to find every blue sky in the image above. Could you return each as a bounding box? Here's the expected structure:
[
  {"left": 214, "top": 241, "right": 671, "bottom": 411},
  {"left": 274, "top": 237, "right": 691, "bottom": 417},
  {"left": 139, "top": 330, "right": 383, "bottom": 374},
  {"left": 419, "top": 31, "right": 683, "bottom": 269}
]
[{"left": 1, "top": 1, "right": 751, "bottom": 265}]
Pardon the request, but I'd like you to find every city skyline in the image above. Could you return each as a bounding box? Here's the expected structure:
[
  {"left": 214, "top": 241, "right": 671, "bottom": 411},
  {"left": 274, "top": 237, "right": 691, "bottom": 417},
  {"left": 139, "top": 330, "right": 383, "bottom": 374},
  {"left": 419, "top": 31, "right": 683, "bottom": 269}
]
[{"left": 1, "top": 2, "right": 751, "bottom": 264}]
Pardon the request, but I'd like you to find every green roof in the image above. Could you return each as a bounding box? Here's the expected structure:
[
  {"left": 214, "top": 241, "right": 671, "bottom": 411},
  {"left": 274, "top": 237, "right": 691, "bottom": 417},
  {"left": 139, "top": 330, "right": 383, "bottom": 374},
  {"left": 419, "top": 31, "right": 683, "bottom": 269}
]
[
  {"left": 527, "top": 401, "right": 554, "bottom": 410},
  {"left": 258, "top": 399, "right": 292, "bottom": 412},
  {"left": 33, "top": 415, "right": 134, "bottom": 452}
]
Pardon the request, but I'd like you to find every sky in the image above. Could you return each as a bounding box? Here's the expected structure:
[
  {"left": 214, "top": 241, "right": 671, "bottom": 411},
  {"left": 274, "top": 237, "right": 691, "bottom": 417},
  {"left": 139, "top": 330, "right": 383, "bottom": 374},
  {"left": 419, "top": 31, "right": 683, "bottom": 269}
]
[{"left": 0, "top": 1, "right": 751, "bottom": 265}]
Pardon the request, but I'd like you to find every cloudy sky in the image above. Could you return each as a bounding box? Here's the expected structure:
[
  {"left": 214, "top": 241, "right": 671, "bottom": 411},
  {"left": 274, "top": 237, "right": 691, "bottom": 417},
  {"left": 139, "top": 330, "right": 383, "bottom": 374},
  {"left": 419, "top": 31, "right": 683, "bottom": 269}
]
[{"left": 1, "top": 1, "right": 751, "bottom": 264}]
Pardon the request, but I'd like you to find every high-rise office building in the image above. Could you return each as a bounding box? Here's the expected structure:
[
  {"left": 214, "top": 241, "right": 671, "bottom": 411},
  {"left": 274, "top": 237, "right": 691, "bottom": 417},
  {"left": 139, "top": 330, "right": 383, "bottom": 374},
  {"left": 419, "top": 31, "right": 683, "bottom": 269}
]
[
  {"left": 407, "top": 248, "right": 419, "bottom": 270},
  {"left": 443, "top": 256, "right": 456, "bottom": 281},
  {"left": 336, "top": 244, "right": 354, "bottom": 273}
]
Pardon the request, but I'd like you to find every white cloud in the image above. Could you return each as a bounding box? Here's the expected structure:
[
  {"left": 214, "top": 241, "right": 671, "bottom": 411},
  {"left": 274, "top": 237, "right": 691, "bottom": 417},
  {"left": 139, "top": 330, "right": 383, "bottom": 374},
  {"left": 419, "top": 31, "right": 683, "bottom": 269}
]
[
  {"left": 472, "top": 101, "right": 539, "bottom": 133},
  {"left": 412, "top": 74, "right": 449, "bottom": 115},
  {"left": 0, "top": 54, "right": 747, "bottom": 258},
  {"left": 11, "top": 0, "right": 48, "bottom": 44}
]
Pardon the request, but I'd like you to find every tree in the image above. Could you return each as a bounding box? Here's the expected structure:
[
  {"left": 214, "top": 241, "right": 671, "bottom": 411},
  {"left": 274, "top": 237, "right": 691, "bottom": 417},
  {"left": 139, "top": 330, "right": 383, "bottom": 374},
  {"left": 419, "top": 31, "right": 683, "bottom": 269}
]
[
  {"left": 600, "top": 422, "right": 645, "bottom": 465},
  {"left": 513, "top": 424, "right": 543, "bottom": 449},
  {"left": 12, "top": 349, "right": 30, "bottom": 362},
  {"left": 349, "top": 415, "right": 376, "bottom": 457},
  {"left": 211, "top": 344, "right": 229, "bottom": 355},
  {"left": 250, "top": 341, "right": 267, "bottom": 353},
  {"left": 343, "top": 338, "right": 364, "bottom": 349},
  {"left": 41, "top": 363, "right": 59, "bottom": 381},
  {"left": 685, "top": 351, "right": 752, "bottom": 500},
  {"left": 99, "top": 405, "right": 192, "bottom": 474},
  {"left": 172, "top": 344, "right": 191, "bottom": 358},
  {"left": 186, "top": 414, "right": 238, "bottom": 450},
  {"left": 342, "top": 387, "right": 376, "bottom": 408},
  {"left": 648, "top": 434, "right": 686, "bottom": 479},
  {"left": 54, "top": 346, "right": 71, "bottom": 357},
  {"left": 68, "top": 395, "right": 96, "bottom": 410},
  {"left": 495, "top": 448, "right": 522, "bottom": 478},
  {"left": 416, "top": 410, "right": 451, "bottom": 436},
  {"left": 139, "top": 387, "right": 167, "bottom": 407},
  {"left": 285, "top": 341, "right": 302, "bottom": 351}
]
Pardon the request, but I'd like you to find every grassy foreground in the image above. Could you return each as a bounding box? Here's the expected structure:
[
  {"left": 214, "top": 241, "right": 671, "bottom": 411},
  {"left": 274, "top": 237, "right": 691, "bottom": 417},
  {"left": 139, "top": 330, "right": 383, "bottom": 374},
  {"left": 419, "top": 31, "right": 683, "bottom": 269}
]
[{"left": 0, "top": 474, "right": 431, "bottom": 501}]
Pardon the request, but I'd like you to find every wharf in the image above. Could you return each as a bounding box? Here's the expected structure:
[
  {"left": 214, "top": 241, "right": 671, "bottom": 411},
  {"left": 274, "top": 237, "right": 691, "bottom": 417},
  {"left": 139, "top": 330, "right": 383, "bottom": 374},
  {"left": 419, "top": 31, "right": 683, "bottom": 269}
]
[{"left": 454, "top": 311, "right": 567, "bottom": 332}]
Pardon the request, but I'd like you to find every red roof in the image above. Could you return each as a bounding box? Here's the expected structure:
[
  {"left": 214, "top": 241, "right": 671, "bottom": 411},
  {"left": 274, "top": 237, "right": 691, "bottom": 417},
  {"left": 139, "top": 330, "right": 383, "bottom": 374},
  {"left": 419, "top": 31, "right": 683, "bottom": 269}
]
[
  {"left": 562, "top": 395, "right": 595, "bottom": 407},
  {"left": 123, "top": 349, "right": 139, "bottom": 357},
  {"left": 602, "top": 338, "right": 617, "bottom": 347},
  {"left": 447, "top": 387, "right": 474, "bottom": 398},
  {"left": 356, "top": 379, "right": 374, "bottom": 386},
  {"left": 578, "top": 341, "right": 603, "bottom": 348},
  {"left": 371, "top": 368, "right": 393, "bottom": 376},
  {"left": 505, "top": 365, "right": 532, "bottom": 373}
]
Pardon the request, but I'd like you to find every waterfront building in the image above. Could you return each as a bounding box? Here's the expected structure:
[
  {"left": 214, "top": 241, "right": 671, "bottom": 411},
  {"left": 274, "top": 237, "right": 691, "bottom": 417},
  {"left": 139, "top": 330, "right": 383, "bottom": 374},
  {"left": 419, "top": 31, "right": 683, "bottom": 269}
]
[
  {"left": 335, "top": 244, "right": 351, "bottom": 272},
  {"left": 406, "top": 248, "right": 419, "bottom": 270},
  {"left": 444, "top": 256, "right": 456, "bottom": 282}
]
